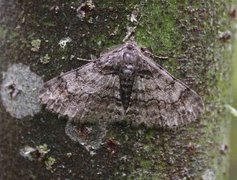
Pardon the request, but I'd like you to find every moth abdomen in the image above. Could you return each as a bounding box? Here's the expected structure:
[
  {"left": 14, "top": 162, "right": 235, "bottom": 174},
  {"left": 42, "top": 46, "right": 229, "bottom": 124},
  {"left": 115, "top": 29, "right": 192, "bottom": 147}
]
[{"left": 119, "top": 76, "right": 134, "bottom": 111}]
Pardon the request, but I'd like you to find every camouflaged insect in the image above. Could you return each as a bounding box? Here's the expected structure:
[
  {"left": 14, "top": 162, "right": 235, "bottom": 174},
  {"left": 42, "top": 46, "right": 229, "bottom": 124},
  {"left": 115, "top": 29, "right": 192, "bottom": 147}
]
[{"left": 39, "top": 41, "right": 204, "bottom": 128}]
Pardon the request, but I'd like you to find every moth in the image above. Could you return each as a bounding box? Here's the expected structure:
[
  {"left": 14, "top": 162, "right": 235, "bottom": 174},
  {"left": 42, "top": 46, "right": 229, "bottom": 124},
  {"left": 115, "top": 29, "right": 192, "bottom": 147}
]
[{"left": 39, "top": 41, "right": 204, "bottom": 128}]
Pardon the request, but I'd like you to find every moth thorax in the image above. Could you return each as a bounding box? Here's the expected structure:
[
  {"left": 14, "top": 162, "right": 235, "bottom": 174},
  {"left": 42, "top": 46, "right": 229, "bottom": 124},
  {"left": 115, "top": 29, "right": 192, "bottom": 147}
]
[{"left": 121, "top": 52, "right": 138, "bottom": 76}]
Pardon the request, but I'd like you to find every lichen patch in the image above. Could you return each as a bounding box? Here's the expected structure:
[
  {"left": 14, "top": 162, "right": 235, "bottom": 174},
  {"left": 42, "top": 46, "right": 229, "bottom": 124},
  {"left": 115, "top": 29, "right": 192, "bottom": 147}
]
[{"left": 0, "top": 63, "right": 43, "bottom": 119}]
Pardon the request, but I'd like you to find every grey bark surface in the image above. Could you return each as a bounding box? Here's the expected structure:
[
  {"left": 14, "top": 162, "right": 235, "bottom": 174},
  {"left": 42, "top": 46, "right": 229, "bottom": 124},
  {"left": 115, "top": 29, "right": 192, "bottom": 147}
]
[{"left": 0, "top": 0, "right": 233, "bottom": 179}]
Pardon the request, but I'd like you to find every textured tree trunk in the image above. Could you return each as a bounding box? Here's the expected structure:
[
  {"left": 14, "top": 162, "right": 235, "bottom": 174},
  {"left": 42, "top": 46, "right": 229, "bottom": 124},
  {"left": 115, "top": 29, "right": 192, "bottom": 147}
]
[{"left": 0, "top": 0, "right": 234, "bottom": 179}]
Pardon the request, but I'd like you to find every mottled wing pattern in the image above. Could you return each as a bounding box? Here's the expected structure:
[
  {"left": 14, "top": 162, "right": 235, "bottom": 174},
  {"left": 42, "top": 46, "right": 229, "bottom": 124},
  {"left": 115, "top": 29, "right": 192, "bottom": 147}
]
[
  {"left": 126, "top": 56, "right": 204, "bottom": 128},
  {"left": 39, "top": 62, "right": 123, "bottom": 123},
  {"left": 40, "top": 41, "right": 204, "bottom": 128}
]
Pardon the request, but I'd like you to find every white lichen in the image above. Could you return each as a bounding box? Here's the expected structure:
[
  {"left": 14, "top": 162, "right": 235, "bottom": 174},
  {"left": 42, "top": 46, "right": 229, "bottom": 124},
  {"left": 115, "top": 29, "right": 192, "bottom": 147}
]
[
  {"left": 76, "top": 0, "right": 95, "bottom": 20},
  {"left": 202, "top": 169, "right": 216, "bottom": 180},
  {"left": 58, "top": 37, "right": 72, "bottom": 49},
  {"left": 19, "top": 144, "right": 50, "bottom": 161},
  {"left": 65, "top": 121, "right": 107, "bottom": 154},
  {"left": 19, "top": 146, "right": 37, "bottom": 161},
  {"left": 0, "top": 63, "right": 43, "bottom": 119}
]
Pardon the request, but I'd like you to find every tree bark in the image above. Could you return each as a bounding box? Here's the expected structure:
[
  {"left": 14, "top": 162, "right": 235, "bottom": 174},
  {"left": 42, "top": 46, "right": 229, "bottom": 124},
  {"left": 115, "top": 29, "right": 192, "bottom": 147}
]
[{"left": 0, "top": 0, "right": 233, "bottom": 179}]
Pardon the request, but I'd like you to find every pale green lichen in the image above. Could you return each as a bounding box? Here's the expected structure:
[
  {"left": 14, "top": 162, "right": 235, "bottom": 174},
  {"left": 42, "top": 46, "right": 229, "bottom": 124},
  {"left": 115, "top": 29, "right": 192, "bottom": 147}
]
[
  {"left": 31, "top": 39, "right": 41, "bottom": 52},
  {"left": 36, "top": 144, "right": 56, "bottom": 172},
  {"left": 45, "top": 157, "right": 56, "bottom": 172},
  {"left": 40, "top": 54, "right": 51, "bottom": 64},
  {"left": 36, "top": 144, "right": 50, "bottom": 155}
]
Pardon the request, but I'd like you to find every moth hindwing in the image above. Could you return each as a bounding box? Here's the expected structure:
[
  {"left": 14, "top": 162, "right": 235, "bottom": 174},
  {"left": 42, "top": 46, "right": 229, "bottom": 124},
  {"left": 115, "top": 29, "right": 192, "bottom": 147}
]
[{"left": 39, "top": 41, "right": 204, "bottom": 128}]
